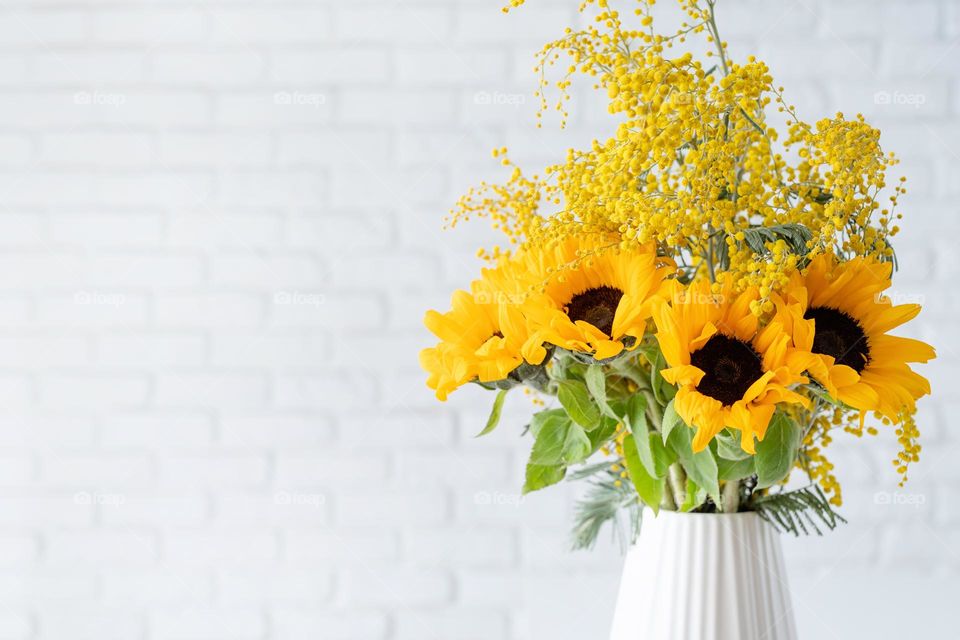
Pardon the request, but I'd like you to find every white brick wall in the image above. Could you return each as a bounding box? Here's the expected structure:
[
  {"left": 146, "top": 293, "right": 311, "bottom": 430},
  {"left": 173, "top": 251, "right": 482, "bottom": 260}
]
[{"left": 0, "top": 0, "right": 954, "bottom": 638}]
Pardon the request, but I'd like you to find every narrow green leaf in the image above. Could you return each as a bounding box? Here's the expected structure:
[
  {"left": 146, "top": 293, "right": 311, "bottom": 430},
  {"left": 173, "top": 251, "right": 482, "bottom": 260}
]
[
  {"left": 739, "top": 223, "right": 812, "bottom": 258},
  {"left": 622, "top": 434, "right": 663, "bottom": 514},
  {"left": 660, "top": 399, "right": 683, "bottom": 444},
  {"left": 752, "top": 484, "right": 847, "bottom": 536},
  {"left": 585, "top": 365, "right": 618, "bottom": 419},
  {"left": 557, "top": 380, "right": 602, "bottom": 430},
  {"left": 755, "top": 412, "right": 802, "bottom": 489},
  {"left": 637, "top": 344, "right": 676, "bottom": 405},
  {"left": 624, "top": 394, "right": 657, "bottom": 478},
  {"left": 476, "top": 389, "right": 508, "bottom": 437},
  {"left": 807, "top": 384, "right": 857, "bottom": 411},
  {"left": 523, "top": 462, "right": 566, "bottom": 494},
  {"left": 650, "top": 350, "right": 676, "bottom": 404}
]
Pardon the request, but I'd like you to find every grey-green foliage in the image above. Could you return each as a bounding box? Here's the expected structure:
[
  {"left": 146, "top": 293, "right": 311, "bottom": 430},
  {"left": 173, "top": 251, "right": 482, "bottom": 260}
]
[
  {"left": 752, "top": 485, "right": 846, "bottom": 536},
  {"left": 740, "top": 223, "right": 813, "bottom": 256},
  {"left": 717, "top": 223, "right": 812, "bottom": 270},
  {"left": 570, "top": 465, "right": 642, "bottom": 551}
]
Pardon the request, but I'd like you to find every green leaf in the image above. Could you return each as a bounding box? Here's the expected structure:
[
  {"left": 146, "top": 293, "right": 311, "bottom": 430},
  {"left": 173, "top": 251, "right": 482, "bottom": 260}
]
[
  {"left": 660, "top": 399, "right": 683, "bottom": 444},
  {"left": 649, "top": 434, "right": 675, "bottom": 479},
  {"left": 557, "top": 380, "right": 602, "bottom": 431},
  {"left": 755, "top": 412, "right": 802, "bottom": 489},
  {"left": 650, "top": 350, "right": 676, "bottom": 404},
  {"left": 529, "top": 414, "right": 591, "bottom": 466},
  {"left": 680, "top": 477, "right": 707, "bottom": 512},
  {"left": 624, "top": 394, "right": 657, "bottom": 477},
  {"left": 523, "top": 462, "right": 566, "bottom": 494},
  {"left": 715, "top": 429, "right": 751, "bottom": 460},
  {"left": 683, "top": 450, "right": 720, "bottom": 507},
  {"left": 636, "top": 343, "right": 676, "bottom": 405},
  {"left": 585, "top": 365, "right": 618, "bottom": 419},
  {"left": 718, "top": 455, "right": 755, "bottom": 481},
  {"left": 611, "top": 359, "right": 648, "bottom": 388},
  {"left": 529, "top": 408, "right": 565, "bottom": 438},
  {"left": 666, "top": 422, "right": 720, "bottom": 505},
  {"left": 622, "top": 433, "right": 664, "bottom": 514},
  {"left": 476, "top": 389, "right": 508, "bottom": 437},
  {"left": 553, "top": 357, "right": 588, "bottom": 382},
  {"left": 587, "top": 416, "right": 619, "bottom": 454}
]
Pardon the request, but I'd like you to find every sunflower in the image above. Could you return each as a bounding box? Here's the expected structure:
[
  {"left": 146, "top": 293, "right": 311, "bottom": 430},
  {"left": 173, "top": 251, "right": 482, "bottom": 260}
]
[
  {"left": 772, "top": 253, "right": 934, "bottom": 421},
  {"left": 653, "top": 281, "right": 810, "bottom": 453},
  {"left": 419, "top": 265, "right": 538, "bottom": 401},
  {"left": 517, "top": 238, "right": 676, "bottom": 362}
]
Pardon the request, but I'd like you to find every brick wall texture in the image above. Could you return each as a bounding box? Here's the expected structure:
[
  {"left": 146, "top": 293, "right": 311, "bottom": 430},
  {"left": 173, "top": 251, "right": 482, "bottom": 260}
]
[{"left": 0, "top": 0, "right": 955, "bottom": 638}]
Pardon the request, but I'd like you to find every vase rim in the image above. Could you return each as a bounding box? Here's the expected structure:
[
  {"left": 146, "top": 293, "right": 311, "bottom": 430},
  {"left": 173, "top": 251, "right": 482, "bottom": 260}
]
[{"left": 644, "top": 508, "right": 762, "bottom": 520}]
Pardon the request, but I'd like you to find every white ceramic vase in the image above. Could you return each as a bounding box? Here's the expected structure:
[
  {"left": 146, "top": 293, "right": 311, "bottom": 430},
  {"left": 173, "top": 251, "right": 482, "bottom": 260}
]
[{"left": 609, "top": 510, "right": 797, "bottom": 640}]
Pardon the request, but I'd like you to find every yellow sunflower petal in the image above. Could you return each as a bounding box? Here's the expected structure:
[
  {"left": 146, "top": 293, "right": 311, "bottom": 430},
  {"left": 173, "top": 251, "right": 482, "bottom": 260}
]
[
  {"left": 869, "top": 334, "right": 936, "bottom": 364},
  {"left": 835, "top": 381, "right": 881, "bottom": 413},
  {"left": 829, "top": 364, "right": 861, "bottom": 388},
  {"left": 862, "top": 303, "right": 921, "bottom": 334},
  {"left": 661, "top": 364, "right": 706, "bottom": 386},
  {"left": 593, "top": 340, "right": 624, "bottom": 361}
]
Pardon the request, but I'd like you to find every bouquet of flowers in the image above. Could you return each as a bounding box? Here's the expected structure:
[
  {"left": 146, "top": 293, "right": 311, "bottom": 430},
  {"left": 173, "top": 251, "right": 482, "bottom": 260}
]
[{"left": 420, "top": 0, "right": 934, "bottom": 548}]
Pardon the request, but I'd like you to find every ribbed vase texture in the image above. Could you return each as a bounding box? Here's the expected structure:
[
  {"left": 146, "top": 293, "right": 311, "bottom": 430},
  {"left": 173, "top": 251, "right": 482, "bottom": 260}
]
[{"left": 609, "top": 510, "right": 797, "bottom": 640}]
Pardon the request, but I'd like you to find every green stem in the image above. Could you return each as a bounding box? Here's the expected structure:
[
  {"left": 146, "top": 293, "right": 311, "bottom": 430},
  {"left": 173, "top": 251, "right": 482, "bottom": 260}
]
[
  {"left": 721, "top": 479, "right": 741, "bottom": 513},
  {"left": 706, "top": 226, "right": 717, "bottom": 283},
  {"left": 668, "top": 463, "right": 687, "bottom": 509},
  {"left": 661, "top": 479, "right": 678, "bottom": 511},
  {"left": 705, "top": 0, "right": 729, "bottom": 77}
]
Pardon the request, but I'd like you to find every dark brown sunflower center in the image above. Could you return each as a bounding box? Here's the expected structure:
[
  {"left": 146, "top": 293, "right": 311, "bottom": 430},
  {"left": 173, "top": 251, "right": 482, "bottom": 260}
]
[
  {"left": 565, "top": 286, "right": 623, "bottom": 336},
  {"left": 690, "top": 334, "right": 764, "bottom": 406},
  {"left": 803, "top": 306, "right": 870, "bottom": 373}
]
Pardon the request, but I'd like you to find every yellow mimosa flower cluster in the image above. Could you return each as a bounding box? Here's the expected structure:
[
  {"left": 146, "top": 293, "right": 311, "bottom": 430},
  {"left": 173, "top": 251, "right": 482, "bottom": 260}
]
[
  {"left": 455, "top": 0, "right": 900, "bottom": 306},
  {"left": 423, "top": 0, "right": 934, "bottom": 523}
]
